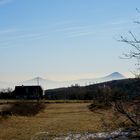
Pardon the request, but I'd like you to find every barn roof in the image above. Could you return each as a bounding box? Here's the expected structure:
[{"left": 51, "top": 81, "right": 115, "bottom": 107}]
[{"left": 15, "top": 85, "right": 43, "bottom": 90}]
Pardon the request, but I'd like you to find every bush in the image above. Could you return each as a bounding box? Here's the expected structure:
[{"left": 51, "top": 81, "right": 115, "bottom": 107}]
[
  {"left": 88, "top": 100, "right": 112, "bottom": 111},
  {"left": 4, "top": 102, "right": 46, "bottom": 116}
]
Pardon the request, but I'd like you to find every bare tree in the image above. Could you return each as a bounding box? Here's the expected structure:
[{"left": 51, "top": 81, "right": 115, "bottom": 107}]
[
  {"left": 115, "top": 9, "right": 140, "bottom": 128},
  {"left": 120, "top": 9, "right": 140, "bottom": 78}
]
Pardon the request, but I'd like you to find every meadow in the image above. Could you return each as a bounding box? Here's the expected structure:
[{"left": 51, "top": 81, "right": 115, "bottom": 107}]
[{"left": 0, "top": 101, "right": 129, "bottom": 140}]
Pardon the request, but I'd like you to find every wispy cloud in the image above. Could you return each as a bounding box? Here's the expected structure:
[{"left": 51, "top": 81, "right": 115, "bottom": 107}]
[
  {"left": 0, "top": 28, "right": 18, "bottom": 34},
  {"left": 0, "top": 28, "right": 49, "bottom": 48},
  {"left": 0, "top": 32, "right": 48, "bottom": 43},
  {"left": 47, "top": 19, "right": 132, "bottom": 39},
  {"left": 0, "top": 0, "right": 13, "bottom": 5},
  {"left": 107, "top": 20, "right": 130, "bottom": 26},
  {"left": 48, "top": 21, "right": 96, "bottom": 38},
  {"left": 0, "top": 19, "right": 133, "bottom": 48}
]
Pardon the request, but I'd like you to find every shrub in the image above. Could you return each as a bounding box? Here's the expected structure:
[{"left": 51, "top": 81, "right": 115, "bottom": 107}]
[{"left": 5, "top": 102, "right": 46, "bottom": 116}]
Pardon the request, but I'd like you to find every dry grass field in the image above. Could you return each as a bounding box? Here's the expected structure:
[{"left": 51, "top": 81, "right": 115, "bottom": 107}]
[{"left": 0, "top": 102, "right": 129, "bottom": 140}]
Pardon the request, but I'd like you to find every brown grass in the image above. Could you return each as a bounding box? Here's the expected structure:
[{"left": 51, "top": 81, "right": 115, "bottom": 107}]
[{"left": 0, "top": 103, "right": 130, "bottom": 140}]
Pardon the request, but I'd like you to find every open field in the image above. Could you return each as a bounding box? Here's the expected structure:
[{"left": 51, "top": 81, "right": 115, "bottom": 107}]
[
  {"left": 0, "top": 102, "right": 129, "bottom": 140},
  {"left": 0, "top": 100, "right": 92, "bottom": 104}
]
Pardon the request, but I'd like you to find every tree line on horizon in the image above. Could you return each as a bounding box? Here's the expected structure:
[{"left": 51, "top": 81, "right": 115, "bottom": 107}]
[{"left": 0, "top": 78, "right": 139, "bottom": 101}]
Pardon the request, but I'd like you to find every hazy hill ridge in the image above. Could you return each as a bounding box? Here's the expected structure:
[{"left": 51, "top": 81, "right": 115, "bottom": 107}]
[{"left": 0, "top": 72, "right": 126, "bottom": 90}]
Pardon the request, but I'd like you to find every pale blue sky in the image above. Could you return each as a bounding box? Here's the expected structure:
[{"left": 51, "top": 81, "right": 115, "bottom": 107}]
[{"left": 0, "top": 0, "right": 140, "bottom": 82}]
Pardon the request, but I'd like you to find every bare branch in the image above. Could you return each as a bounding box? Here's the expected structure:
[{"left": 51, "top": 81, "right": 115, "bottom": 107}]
[
  {"left": 134, "top": 21, "right": 140, "bottom": 24},
  {"left": 115, "top": 101, "right": 140, "bottom": 128},
  {"left": 136, "top": 8, "right": 140, "bottom": 13},
  {"left": 129, "top": 31, "right": 139, "bottom": 43}
]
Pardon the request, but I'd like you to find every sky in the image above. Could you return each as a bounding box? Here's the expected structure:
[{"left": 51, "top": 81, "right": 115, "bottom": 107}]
[{"left": 0, "top": 0, "right": 140, "bottom": 82}]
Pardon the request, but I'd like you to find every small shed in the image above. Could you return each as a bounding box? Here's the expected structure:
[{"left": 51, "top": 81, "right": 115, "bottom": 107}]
[{"left": 13, "top": 85, "right": 44, "bottom": 99}]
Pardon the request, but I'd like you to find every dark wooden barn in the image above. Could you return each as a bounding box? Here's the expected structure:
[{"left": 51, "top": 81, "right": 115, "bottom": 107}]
[{"left": 13, "top": 85, "right": 44, "bottom": 99}]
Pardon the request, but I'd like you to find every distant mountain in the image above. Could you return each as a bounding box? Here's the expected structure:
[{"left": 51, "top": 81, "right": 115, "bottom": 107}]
[
  {"left": 18, "top": 72, "right": 126, "bottom": 90},
  {"left": 103, "top": 72, "right": 126, "bottom": 80},
  {"left": 71, "top": 72, "right": 126, "bottom": 86},
  {"left": 0, "top": 72, "right": 126, "bottom": 90},
  {"left": 18, "top": 77, "right": 61, "bottom": 90},
  {"left": 19, "top": 77, "right": 50, "bottom": 85}
]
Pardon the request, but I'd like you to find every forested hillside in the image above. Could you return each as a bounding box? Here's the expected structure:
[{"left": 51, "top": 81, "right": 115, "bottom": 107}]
[{"left": 45, "top": 78, "right": 140, "bottom": 100}]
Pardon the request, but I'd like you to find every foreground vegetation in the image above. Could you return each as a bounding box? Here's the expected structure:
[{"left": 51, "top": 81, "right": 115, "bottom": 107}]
[{"left": 0, "top": 102, "right": 136, "bottom": 140}]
